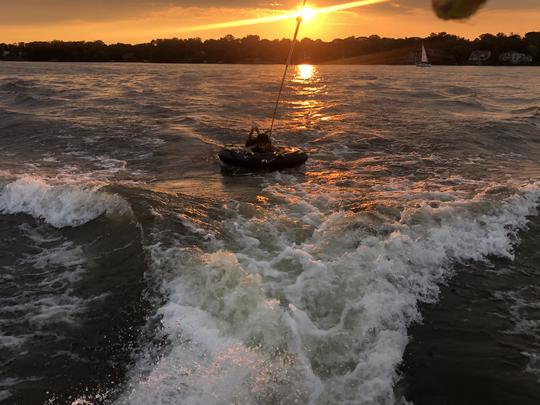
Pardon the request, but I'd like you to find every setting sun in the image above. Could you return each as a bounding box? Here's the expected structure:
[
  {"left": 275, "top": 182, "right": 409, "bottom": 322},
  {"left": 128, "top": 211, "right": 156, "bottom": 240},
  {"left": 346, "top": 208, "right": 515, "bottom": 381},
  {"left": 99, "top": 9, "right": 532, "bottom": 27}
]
[
  {"left": 1, "top": 0, "right": 540, "bottom": 43},
  {"left": 185, "top": 0, "right": 389, "bottom": 34},
  {"left": 300, "top": 6, "right": 317, "bottom": 21}
]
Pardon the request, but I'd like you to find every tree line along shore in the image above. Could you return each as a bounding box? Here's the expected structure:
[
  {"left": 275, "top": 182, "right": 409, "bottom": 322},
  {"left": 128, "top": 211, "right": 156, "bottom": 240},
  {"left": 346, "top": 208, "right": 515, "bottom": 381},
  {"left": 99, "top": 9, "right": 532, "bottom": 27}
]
[{"left": 2, "top": 32, "right": 539, "bottom": 65}]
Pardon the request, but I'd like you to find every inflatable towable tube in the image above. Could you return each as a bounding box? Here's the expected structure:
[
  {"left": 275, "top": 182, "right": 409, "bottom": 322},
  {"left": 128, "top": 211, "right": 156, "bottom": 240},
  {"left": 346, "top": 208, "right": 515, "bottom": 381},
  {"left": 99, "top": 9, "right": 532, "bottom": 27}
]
[{"left": 218, "top": 145, "right": 308, "bottom": 170}]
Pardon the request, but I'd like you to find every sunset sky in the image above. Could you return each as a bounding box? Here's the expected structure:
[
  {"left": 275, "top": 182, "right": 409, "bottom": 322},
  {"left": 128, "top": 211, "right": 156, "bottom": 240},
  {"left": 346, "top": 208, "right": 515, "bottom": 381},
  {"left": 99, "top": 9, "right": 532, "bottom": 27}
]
[{"left": 1, "top": 0, "right": 539, "bottom": 44}]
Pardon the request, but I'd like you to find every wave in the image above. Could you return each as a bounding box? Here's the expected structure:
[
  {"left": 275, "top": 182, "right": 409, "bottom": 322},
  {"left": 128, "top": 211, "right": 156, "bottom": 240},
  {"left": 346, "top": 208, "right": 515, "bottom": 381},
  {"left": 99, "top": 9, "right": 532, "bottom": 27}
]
[
  {"left": 494, "top": 284, "right": 540, "bottom": 382},
  {"left": 116, "top": 181, "right": 540, "bottom": 405},
  {"left": 0, "top": 175, "right": 132, "bottom": 228},
  {"left": 0, "top": 224, "right": 87, "bottom": 356},
  {"left": 0, "top": 78, "right": 34, "bottom": 92}
]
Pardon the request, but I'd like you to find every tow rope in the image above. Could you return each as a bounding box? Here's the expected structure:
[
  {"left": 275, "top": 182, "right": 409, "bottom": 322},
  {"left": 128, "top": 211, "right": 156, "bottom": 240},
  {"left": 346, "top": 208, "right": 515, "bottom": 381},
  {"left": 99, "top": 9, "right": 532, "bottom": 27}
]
[{"left": 268, "top": 0, "right": 308, "bottom": 136}]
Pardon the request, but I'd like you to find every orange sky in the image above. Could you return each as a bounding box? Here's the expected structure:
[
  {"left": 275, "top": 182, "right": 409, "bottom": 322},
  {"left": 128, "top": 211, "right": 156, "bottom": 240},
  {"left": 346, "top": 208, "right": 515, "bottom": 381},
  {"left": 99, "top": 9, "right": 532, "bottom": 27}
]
[{"left": 1, "top": 0, "right": 539, "bottom": 43}]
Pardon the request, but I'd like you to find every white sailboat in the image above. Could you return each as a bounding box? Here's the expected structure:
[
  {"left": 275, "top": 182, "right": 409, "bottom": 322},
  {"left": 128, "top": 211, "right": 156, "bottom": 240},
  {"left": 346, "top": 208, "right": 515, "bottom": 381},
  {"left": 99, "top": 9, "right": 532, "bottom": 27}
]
[{"left": 416, "top": 42, "right": 432, "bottom": 67}]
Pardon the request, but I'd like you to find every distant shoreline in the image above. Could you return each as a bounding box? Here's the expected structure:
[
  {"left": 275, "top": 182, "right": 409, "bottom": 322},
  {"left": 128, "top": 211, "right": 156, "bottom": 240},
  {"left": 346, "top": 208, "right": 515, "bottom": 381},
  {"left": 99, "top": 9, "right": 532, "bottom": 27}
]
[
  {"left": 2, "top": 33, "right": 539, "bottom": 66},
  {"left": 1, "top": 60, "right": 538, "bottom": 67}
]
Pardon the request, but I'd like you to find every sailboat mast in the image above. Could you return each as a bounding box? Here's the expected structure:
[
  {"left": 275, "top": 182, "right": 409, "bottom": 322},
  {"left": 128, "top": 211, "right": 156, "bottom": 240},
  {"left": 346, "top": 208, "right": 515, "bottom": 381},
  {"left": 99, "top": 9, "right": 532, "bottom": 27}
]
[{"left": 268, "top": 0, "right": 308, "bottom": 136}]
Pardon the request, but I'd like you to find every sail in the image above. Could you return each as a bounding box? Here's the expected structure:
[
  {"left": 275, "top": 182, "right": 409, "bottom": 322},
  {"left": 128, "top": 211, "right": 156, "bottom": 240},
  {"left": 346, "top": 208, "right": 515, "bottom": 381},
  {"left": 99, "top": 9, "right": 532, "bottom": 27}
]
[{"left": 421, "top": 43, "right": 429, "bottom": 63}]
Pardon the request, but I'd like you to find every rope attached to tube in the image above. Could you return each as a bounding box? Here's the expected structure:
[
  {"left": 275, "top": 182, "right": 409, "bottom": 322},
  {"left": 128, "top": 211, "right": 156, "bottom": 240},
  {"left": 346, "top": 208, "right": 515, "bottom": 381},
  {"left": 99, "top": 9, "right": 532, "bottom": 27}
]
[{"left": 268, "top": 0, "right": 308, "bottom": 136}]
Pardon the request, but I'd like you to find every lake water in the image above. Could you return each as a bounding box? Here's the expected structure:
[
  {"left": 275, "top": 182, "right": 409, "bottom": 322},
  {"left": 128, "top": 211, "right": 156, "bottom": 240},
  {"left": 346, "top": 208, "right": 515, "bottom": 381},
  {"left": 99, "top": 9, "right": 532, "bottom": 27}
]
[{"left": 0, "top": 62, "right": 539, "bottom": 404}]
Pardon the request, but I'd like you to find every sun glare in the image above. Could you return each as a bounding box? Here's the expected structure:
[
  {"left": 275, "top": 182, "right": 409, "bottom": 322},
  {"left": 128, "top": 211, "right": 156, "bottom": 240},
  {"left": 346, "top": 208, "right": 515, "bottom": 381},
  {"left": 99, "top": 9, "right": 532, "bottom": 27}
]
[
  {"left": 184, "top": 0, "right": 390, "bottom": 32},
  {"left": 300, "top": 6, "right": 317, "bottom": 21}
]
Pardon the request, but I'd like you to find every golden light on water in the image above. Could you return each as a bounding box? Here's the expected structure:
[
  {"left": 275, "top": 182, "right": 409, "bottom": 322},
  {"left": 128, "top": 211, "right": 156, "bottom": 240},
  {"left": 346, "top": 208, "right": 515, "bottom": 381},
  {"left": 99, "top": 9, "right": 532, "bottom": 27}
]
[
  {"left": 287, "top": 64, "right": 330, "bottom": 130},
  {"left": 184, "top": 0, "right": 390, "bottom": 32},
  {"left": 297, "top": 64, "right": 316, "bottom": 81}
]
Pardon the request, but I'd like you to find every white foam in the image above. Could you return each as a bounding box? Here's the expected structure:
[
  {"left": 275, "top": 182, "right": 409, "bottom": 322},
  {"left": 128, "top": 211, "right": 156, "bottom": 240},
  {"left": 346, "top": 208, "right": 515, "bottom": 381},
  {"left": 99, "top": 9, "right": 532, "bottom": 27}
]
[
  {"left": 0, "top": 334, "right": 25, "bottom": 349},
  {"left": 0, "top": 175, "right": 132, "bottom": 228},
  {"left": 0, "top": 390, "right": 12, "bottom": 402},
  {"left": 0, "top": 225, "right": 90, "bottom": 352},
  {"left": 12, "top": 237, "right": 86, "bottom": 327},
  {"left": 0, "top": 170, "right": 13, "bottom": 178},
  {"left": 119, "top": 181, "right": 540, "bottom": 405},
  {"left": 494, "top": 285, "right": 540, "bottom": 382},
  {"left": 525, "top": 352, "right": 540, "bottom": 382}
]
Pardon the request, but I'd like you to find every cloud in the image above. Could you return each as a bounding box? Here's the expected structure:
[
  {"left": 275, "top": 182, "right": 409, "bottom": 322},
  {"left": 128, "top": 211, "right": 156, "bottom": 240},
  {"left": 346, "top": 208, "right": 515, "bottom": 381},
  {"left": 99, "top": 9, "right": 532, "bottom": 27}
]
[{"left": 0, "top": 1, "right": 288, "bottom": 25}]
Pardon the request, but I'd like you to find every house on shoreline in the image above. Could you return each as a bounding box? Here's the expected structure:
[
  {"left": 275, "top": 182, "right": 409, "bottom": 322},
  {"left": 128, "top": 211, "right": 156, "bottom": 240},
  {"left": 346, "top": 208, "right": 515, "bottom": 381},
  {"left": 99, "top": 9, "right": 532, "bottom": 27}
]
[
  {"left": 499, "top": 51, "right": 533, "bottom": 65},
  {"left": 468, "top": 50, "right": 491, "bottom": 65}
]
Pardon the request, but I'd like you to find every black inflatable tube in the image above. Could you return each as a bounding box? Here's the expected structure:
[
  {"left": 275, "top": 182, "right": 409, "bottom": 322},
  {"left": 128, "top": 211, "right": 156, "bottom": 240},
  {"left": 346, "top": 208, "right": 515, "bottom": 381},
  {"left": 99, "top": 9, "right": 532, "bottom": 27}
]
[{"left": 218, "top": 145, "right": 308, "bottom": 170}]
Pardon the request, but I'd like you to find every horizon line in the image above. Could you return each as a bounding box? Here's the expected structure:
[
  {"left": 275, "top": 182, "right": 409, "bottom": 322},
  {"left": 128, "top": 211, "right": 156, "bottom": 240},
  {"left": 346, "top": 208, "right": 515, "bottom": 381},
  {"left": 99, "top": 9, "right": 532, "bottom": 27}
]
[{"left": 2, "top": 31, "right": 538, "bottom": 46}]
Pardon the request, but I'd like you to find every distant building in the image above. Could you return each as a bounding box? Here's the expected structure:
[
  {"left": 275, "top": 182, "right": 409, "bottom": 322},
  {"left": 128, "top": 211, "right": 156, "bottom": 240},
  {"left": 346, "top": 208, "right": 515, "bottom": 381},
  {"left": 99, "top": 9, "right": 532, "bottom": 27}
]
[
  {"left": 469, "top": 50, "right": 492, "bottom": 65},
  {"left": 499, "top": 51, "right": 533, "bottom": 65}
]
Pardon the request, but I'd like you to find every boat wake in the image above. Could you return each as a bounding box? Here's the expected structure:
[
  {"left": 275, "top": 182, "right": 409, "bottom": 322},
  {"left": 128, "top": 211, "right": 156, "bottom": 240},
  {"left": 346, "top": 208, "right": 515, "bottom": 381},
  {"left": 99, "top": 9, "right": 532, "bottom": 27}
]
[
  {"left": 115, "top": 178, "right": 540, "bottom": 405},
  {"left": 0, "top": 175, "right": 132, "bottom": 228}
]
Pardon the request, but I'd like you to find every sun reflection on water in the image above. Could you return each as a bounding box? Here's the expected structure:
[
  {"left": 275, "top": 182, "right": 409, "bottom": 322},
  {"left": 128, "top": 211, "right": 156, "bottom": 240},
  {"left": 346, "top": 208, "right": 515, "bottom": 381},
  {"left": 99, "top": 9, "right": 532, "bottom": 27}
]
[
  {"left": 286, "top": 64, "right": 330, "bottom": 129},
  {"left": 296, "top": 64, "right": 315, "bottom": 81}
]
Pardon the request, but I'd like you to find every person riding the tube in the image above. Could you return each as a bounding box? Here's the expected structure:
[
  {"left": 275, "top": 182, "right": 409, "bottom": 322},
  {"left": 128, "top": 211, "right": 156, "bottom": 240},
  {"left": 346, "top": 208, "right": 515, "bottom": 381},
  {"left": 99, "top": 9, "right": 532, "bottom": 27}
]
[
  {"left": 246, "top": 125, "right": 273, "bottom": 153},
  {"left": 245, "top": 125, "right": 260, "bottom": 148}
]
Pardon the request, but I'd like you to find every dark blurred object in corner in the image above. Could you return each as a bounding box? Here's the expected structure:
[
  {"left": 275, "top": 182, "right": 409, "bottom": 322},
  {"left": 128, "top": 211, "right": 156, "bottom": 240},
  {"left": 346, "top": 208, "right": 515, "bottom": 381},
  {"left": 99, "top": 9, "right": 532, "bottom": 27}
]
[{"left": 432, "top": 0, "right": 488, "bottom": 20}]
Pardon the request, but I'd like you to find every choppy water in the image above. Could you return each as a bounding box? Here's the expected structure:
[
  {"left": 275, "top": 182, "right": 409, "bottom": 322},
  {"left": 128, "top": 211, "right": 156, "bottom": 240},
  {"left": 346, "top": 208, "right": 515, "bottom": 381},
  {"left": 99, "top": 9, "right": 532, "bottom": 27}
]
[{"left": 0, "top": 62, "right": 539, "bottom": 405}]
